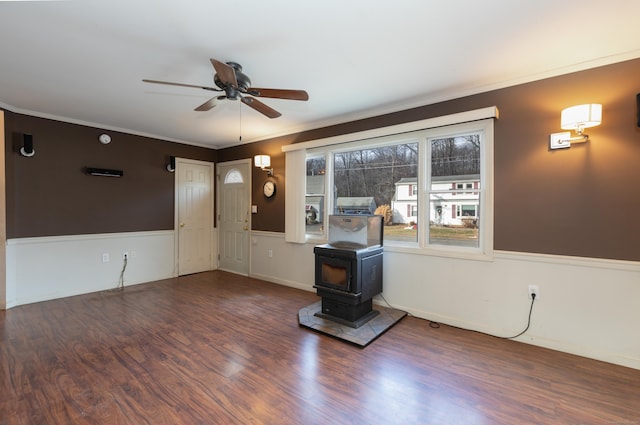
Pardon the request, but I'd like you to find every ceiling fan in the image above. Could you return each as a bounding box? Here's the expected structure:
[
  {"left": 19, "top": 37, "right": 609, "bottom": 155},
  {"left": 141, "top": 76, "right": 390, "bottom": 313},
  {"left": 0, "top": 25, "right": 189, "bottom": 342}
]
[{"left": 143, "top": 58, "right": 309, "bottom": 118}]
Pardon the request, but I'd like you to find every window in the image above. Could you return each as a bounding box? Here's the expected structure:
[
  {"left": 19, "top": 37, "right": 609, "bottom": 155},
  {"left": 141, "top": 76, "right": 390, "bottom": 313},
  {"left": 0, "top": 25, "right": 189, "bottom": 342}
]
[
  {"left": 459, "top": 205, "right": 477, "bottom": 217},
  {"left": 428, "top": 133, "right": 481, "bottom": 248},
  {"left": 284, "top": 107, "right": 495, "bottom": 258},
  {"left": 223, "top": 168, "right": 244, "bottom": 184},
  {"left": 305, "top": 154, "right": 326, "bottom": 235},
  {"left": 331, "top": 142, "right": 418, "bottom": 242}
]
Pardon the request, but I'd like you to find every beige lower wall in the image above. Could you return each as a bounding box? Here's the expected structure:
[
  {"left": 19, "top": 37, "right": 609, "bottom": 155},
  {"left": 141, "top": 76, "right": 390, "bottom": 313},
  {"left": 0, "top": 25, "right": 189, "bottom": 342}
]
[
  {"left": 6, "top": 228, "right": 639, "bottom": 370},
  {"left": 250, "top": 231, "right": 640, "bottom": 370},
  {"left": 5, "top": 231, "right": 177, "bottom": 307}
]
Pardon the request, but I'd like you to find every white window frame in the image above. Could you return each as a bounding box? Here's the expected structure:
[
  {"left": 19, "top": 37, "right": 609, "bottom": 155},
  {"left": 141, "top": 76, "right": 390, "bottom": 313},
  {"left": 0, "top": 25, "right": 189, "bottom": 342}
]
[
  {"left": 283, "top": 107, "right": 496, "bottom": 260},
  {"left": 418, "top": 119, "right": 493, "bottom": 259}
]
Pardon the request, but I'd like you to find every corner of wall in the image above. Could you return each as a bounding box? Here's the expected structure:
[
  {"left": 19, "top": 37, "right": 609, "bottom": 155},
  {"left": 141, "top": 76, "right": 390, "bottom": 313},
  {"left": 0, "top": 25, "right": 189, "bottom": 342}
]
[{"left": 0, "top": 110, "right": 7, "bottom": 309}]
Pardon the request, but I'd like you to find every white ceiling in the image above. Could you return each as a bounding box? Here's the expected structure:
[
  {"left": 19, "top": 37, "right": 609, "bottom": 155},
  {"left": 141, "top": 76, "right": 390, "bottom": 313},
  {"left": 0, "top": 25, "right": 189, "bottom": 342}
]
[{"left": 1, "top": 0, "right": 640, "bottom": 149}]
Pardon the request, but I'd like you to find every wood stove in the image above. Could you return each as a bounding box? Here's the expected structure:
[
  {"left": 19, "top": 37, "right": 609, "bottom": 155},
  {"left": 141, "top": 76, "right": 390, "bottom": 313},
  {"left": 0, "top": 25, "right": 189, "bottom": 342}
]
[{"left": 313, "top": 215, "right": 383, "bottom": 328}]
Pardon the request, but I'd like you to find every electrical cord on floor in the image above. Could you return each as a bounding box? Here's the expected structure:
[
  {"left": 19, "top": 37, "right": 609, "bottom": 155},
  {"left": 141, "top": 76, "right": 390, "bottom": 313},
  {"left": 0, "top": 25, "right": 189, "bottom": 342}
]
[
  {"left": 502, "top": 292, "right": 536, "bottom": 339},
  {"left": 383, "top": 293, "right": 536, "bottom": 338},
  {"left": 378, "top": 292, "right": 414, "bottom": 318},
  {"left": 377, "top": 292, "right": 394, "bottom": 309},
  {"left": 428, "top": 321, "right": 441, "bottom": 329},
  {"left": 429, "top": 293, "right": 537, "bottom": 339},
  {"left": 116, "top": 254, "right": 128, "bottom": 290}
]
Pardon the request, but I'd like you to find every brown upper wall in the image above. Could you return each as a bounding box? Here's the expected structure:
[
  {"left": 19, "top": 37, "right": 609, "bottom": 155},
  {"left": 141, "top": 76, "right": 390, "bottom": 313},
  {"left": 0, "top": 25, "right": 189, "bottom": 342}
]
[
  {"left": 4, "top": 113, "right": 216, "bottom": 238},
  {"left": 5, "top": 58, "right": 640, "bottom": 261},
  {"left": 220, "top": 58, "right": 640, "bottom": 262}
]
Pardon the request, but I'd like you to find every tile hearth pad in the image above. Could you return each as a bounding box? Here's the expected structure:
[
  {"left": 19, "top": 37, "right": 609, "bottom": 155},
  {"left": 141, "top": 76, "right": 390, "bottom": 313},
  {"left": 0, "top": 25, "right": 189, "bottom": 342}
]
[{"left": 298, "top": 301, "right": 407, "bottom": 347}]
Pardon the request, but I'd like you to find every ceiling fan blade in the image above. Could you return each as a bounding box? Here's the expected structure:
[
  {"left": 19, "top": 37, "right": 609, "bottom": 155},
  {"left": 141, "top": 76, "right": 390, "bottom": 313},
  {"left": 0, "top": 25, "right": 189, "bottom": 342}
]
[
  {"left": 241, "top": 96, "right": 282, "bottom": 119},
  {"left": 246, "top": 87, "right": 309, "bottom": 101},
  {"left": 142, "top": 79, "right": 219, "bottom": 92},
  {"left": 210, "top": 59, "right": 238, "bottom": 88},
  {"left": 194, "top": 96, "right": 221, "bottom": 112}
]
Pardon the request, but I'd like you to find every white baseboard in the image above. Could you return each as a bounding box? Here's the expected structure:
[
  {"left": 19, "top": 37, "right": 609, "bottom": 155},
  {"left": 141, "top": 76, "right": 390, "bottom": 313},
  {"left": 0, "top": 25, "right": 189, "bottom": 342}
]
[
  {"left": 249, "top": 272, "right": 315, "bottom": 293},
  {"left": 382, "top": 300, "right": 640, "bottom": 371}
]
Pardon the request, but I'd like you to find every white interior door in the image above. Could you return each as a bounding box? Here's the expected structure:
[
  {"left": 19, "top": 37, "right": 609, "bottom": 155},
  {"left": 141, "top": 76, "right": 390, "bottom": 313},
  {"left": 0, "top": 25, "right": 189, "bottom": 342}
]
[
  {"left": 176, "top": 159, "right": 214, "bottom": 275},
  {"left": 217, "top": 161, "right": 250, "bottom": 275}
]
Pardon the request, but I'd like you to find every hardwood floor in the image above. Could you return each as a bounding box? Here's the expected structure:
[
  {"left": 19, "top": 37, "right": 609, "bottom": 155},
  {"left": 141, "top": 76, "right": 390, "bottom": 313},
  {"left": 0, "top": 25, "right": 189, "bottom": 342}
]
[{"left": 1, "top": 271, "right": 639, "bottom": 425}]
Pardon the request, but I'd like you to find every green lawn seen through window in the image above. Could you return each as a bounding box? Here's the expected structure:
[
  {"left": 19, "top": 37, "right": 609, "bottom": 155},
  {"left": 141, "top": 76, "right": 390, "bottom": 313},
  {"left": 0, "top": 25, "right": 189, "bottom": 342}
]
[{"left": 384, "top": 224, "right": 478, "bottom": 242}]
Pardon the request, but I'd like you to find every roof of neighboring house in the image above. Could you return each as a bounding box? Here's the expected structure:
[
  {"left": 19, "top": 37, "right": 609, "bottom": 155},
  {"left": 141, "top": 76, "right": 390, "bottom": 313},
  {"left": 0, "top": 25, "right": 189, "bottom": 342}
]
[
  {"left": 306, "top": 175, "right": 325, "bottom": 194},
  {"left": 395, "top": 178, "right": 417, "bottom": 184},
  {"left": 336, "top": 197, "right": 376, "bottom": 207},
  {"left": 305, "top": 196, "right": 323, "bottom": 204}
]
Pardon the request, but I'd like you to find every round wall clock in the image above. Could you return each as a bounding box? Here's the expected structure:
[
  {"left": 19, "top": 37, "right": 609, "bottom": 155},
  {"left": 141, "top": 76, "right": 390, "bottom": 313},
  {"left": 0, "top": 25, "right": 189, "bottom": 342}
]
[{"left": 263, "top": 180, "right": 276, "bottom": 198}]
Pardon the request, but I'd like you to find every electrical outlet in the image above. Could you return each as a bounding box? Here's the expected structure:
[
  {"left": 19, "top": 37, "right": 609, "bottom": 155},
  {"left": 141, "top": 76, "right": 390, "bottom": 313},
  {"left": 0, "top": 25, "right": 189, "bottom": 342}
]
[
  {"left": 528, "top": 285, "right": 539, "bottom": 300},
  {"left": 268, "top": 249, "right": 273, "bottom": 258},
  {"left": 102, "top": 253, "right": 110, "bottom": 263},
  {"left": 123, "top": 252, "right": 129, "bottom": 260}
]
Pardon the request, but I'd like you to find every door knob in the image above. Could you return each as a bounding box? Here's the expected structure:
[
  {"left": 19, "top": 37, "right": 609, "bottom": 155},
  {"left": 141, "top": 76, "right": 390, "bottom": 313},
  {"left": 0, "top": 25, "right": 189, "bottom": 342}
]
[
  {"left": 179, "top": 222, "right": 185, "bottom": 227},
  {"left": 243, "top": 226, "right": 248, "bottom": 231}
]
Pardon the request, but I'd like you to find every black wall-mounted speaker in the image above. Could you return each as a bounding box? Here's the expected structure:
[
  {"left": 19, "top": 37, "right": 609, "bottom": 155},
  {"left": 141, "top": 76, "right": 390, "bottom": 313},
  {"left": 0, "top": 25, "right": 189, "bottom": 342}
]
[
  {"left": 20, "top": 133, "right": 35, "bottom": 157},
  {"left": 86, "top": 167, "right": 124, "bottom": 177},
  {"left": 167, "top": 155, "right": 176, "bottom": 172}
]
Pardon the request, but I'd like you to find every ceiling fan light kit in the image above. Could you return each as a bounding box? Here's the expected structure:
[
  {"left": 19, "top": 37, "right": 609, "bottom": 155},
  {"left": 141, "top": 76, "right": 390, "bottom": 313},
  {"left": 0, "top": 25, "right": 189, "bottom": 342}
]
[{"left": 143, "top": 58, "right": 308, "bottom": 119}]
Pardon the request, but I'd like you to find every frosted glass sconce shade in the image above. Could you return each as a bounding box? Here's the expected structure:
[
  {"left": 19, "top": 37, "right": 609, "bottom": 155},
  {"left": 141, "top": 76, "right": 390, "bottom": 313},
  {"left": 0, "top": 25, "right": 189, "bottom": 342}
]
[
  {"left": 254, "top": 155, "right": 273, "bottom": 176},
  {"left": 561, "top": 104, "right": 602, "bottom": 134}
]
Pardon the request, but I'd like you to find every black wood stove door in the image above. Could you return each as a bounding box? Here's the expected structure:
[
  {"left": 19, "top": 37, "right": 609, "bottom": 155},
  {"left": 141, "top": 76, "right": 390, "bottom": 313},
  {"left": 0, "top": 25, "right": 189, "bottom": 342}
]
[{"left": 315, "top": 254, "right": 353, "bottom": 292}]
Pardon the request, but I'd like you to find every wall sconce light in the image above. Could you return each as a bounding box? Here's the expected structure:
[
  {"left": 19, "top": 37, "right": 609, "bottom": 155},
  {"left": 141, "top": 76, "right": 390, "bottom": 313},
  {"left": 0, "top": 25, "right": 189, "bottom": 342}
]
[
  {"left": 20, "top": 133, "right": 35, "bottom": 157},
  {"left": 550, "top": 104, "right": 602, "bottom": 150},
  {"left": 636, "top": 93, "right": 639, "bottom": 127},
  {"left": 166, "top": 155, "right": 175, "bottom": 173},
  {"left": 254, "top": 154, "right": 273, "bottom": 176}
]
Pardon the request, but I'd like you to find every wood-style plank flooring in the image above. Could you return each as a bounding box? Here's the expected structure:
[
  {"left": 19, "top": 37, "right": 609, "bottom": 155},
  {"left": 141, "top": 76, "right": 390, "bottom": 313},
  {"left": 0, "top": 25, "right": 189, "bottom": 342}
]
[{"left": 1, "top": 271, "right": 639, "bottom": 424}]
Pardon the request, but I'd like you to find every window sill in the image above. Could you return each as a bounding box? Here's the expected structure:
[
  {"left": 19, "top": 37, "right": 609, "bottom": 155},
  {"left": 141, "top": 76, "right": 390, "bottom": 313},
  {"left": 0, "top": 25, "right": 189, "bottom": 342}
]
[
  {"left": 304, "top": 237, "right": 494, "bottom": 262},
  {"left": 383, "top": 243, "right": 494, "bottom": 262}
]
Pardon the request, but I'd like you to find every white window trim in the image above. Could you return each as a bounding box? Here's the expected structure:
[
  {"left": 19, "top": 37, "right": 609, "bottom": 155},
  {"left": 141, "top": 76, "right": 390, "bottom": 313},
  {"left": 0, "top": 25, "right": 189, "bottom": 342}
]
[
  {"left": 284, "top": 149, "right": 306, "bottom": 243},
  {"left": 284, "top": 107, "right": 497, "bottom": 260},
  {"left": 282, "top": 106, "right": 498, "bottom": 153}
]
